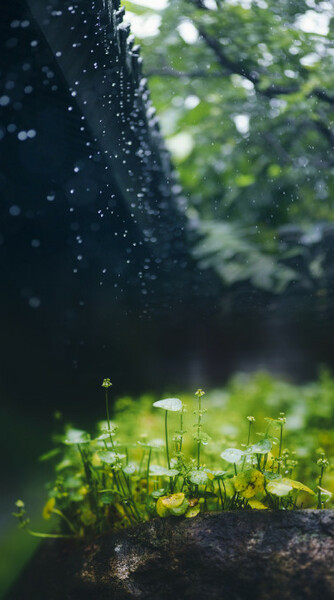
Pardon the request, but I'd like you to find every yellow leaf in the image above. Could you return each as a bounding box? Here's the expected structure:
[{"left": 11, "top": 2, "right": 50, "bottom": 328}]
[
  {"left": 161, "top": 493, "right": 185, "bottom": 509},
  {"left": 282, "top": 478, "right": 315, "bottom": 495},
  {"left": 248, "top": 498, "right": 268, "bottom": 510},
  {"left": 42, "top": 497, "right": 55, "bottom": 520},
  {"left": 260, "top": 451, "right": 274, "bottom": 470},
  {"left": 233, "top": 470, "right": 265, "bottom": 498},
  {"left": 156, "top": 497, "right": 170, "bottom": 517},
  {"left": 185, "top": 505, "right": 201, "bottom": 518}
]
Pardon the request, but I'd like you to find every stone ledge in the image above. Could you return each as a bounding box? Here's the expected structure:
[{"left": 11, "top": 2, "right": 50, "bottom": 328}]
[{"left": 6, "top": 510, "right": 334, "bottom": 600}]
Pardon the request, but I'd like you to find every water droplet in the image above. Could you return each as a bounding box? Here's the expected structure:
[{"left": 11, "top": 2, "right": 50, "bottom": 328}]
[
  {"left": 0, "top": 96, "right": 10, "bottom": 107},
  {"left": 9, "top": 205, "right": 21, "bottom": 216},
  {"left": 17, "top": 131, "right": 27, "bottom": 141},
  {"left": 29, "top": 297, "right": 41, "bottom": 308}
]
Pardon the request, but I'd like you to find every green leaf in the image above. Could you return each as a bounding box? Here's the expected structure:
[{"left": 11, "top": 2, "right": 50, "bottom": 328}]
[
  {"left": 317, "top": 486, "right": 332, "bottom": 502},
  {"left": 123, "top": 464, "right": 137, "bottom": 476},
  {"left": 220, "top": 448, "right": 244, "bottom": 464},
  {"left": 100, "top": 492, "right": 114, "bottom": 504},
  {"left": 212, "top": 470, "right": 228, "bottom": 478},
  {"left": 248, "top": 438, "right": 272, "bottom": 454},
  {"left": 63, "top": 476, "right": 81, "bottom": 489},
  {"left": 188, "top": 470, "right": 209, "bottom": 486},
  {"left": 98, "top": 451, "right": 125, "bottom": 465},
  {"left": 266, "top": 480, "right": 293, "bottom": 497},
  {"left": 137, "top": 438, "right": 164, "bottom": 449},
  {"left": 170, "top": 499, "right": 189, "bottom": 516},
  {"left": 264, "top": 471, "right": 281, "bottom": 481},
  {"left": 149, "top": 464, "right": 179, "bottom": 477},
  {"left": 38, "top": 448, "right": 61, "bottom": 462},
  {"left": 95, "top": 431, "right": 116, "bottom": 441},
  {"left": 63, "top": 429, "right": 91, "bottom": 445},
  {"left": 153, "top": 398, "right": 183, "bottom": 412},
  {"left": 151, "top": 488, "right": 166, "bottom": 499}
]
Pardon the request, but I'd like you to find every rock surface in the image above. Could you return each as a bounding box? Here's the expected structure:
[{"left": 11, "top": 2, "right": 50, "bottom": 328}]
[{"left": 6, "top": 511, "right": 334, "bottom": 600}]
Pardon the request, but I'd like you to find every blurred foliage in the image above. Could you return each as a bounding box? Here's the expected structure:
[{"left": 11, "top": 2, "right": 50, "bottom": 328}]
[
  {"left": 114, "top": 369, "right": 334, "bottom": 491},
  {"left": 124, "top": 0, "right": 334, "bottom": 291}
]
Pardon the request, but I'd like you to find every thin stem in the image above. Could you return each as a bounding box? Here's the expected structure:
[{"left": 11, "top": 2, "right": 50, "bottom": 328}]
[
  {"left": 124, "top": 476, "right": 141, "bottom": 520},
  {"left": 247, "top": 421, "right": 252, "bottom": 446},
  {"left": 77, "top": 444, "right": 97, "bottom": 514},
  {"left": 278, "top": 423, "right": 283, "bottom": 474},
  {"left": 105, "top": 389, "right": 111, "bottom": 431},
  {"left": 217, "top": 479, "right": 224, "bottom": 510},
  {"left": 317, "top": 466, "right": 324, "bottom": 509},
  {"left": 180, "top": 412, "right": 184, "bottom": 453},
  {"left": 165, "top": 411, "right": 170, "bottom": 469},
  {"left": 139, "top": 449, "right": 146, "bottom": 475},
  {"left": 105, "top": 388, "right": 115, "bottom": 452},
  {"left": 146, "top": 447, "right": 152, "bottom": 498},
  {"left": 242, "top": 420, "right": 253, "bottom": 472},
  {"left": 26, "top": 529, "right": 76, "bottom": 539},
  {"left": 222, "top": 479, "right": 227, "bottom": 508},
  {"left": 197, "top": 394, "right": 202, "bottom": 469}
]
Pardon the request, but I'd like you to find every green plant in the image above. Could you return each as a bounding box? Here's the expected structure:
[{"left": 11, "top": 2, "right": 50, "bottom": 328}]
[{"left": 13, "top": 375, "right": 333, "bottom": 539}]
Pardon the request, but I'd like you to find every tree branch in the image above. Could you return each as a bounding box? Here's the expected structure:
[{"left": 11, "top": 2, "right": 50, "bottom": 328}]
[
  {"left": 145, "top": 67, "right": 223, "bottom": 78},
  {"left": 197, "top": 26, "right": 334, "bottom": 108}
]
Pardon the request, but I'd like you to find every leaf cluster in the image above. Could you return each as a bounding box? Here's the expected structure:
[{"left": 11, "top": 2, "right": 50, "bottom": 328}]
[{"left": 13, "top": 372, "right": 334, "bottom": 539}]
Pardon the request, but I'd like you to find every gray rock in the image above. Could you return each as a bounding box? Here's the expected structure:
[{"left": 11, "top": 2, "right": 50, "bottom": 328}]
[{"left": 6, "top": 511, "right": 334, "bottom": 600}]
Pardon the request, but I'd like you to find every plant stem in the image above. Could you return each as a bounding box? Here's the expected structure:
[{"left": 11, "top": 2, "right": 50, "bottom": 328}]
[
  {"left": 105, "top": 389, "right": 111, "bottom": 431},
  {"left": 165, "top": 411, "right": 170, "bottom": 469},
  {"left": 242, "top": 420, "right": 253, "bottom": 472},
  {"left": 197, "top": 394, "right": 202, "bottom": 469},
  {"left": 278, "top": 423, "right": 283, "bottom": 474},
  {"left": 77, "top": 444, "right": 98, "bottom": 514},
  {"left": 146, "top": 447, "right": 152, "bottom": 498},
  {"left": 139, "top": 449, "right": 146, "bottom": 475},
  {"left": 317, "top": 466, "right": 324, "bottom": 509},
  {"left": 217, "top": 479, "right": 224, "bottom": 510},
  {"left": 26, "top": 529, "right": 76, "bottom": 539},
  {"left": 179, "top": 412, "right": 184, "bottom": 453}
]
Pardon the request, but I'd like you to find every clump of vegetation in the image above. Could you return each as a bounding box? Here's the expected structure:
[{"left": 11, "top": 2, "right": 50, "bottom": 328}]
[{"left": 13, "top": 375, "right": 333, "bottom": 539}]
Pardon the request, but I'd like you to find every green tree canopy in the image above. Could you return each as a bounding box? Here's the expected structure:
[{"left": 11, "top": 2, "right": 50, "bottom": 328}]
[{"left": 124, "top": 0, "right": 334, "bottom": 292}]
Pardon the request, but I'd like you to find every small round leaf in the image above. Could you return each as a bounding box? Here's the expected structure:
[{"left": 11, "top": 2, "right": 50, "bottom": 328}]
[
  {"left": 188, "top": 470, "right": 209, "bottom": 486},
  {"left": 153, "top": 398, "right": 183, "bottom": 412},
  {"left": 220, "top": 448, "right": 244, "bottom": 464}
]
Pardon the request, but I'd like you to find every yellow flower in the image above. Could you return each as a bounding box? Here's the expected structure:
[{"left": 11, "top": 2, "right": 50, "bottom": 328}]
[{"left": 42, "top": 497, "right": 55, "bottom": 520}]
